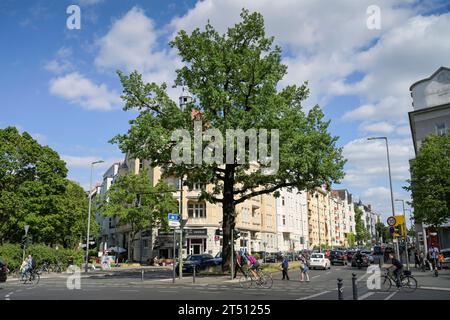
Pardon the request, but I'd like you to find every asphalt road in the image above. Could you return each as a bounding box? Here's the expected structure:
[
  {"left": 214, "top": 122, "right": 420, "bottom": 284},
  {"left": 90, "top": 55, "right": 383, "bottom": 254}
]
[{"left": 1, "top": 265, "right": 449, "bottom": 300}]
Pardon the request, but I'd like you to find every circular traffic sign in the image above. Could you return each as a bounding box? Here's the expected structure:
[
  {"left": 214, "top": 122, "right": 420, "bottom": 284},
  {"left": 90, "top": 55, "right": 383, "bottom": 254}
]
[
  {"left": 387, "top": 216, "right": 397, "bottom": 226},
  {"left": 389, "top": 226, "right": 395, "bottom": 234}
]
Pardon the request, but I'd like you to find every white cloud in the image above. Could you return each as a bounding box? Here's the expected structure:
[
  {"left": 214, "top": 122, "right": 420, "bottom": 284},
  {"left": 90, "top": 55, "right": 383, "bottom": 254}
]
[
  {"left": 44, "top": 47, "right": 74, "bottom": 74},
  {"left": 49, "top": 72, "right": 121, "bottom": 111},
  {"left": 95, "top": 7, "right": 182, "bottom": 100},
  {"left": 359, "top": 121, "right": 395, "bottom": 134}
]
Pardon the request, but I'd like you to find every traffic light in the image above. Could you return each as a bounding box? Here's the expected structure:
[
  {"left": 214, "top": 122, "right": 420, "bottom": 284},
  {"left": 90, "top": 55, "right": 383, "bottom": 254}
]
[
  {"left": 233, "top": 229, "right": 240, "bottom": 240},
  {"left": 394, "top": 225, "right": 403, "bottom": 237}
]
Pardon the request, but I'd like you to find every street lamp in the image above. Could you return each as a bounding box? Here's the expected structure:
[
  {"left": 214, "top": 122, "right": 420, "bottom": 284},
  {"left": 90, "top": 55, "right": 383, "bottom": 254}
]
[
  {"left": 367, "top": 137, "right": 398, "bottom": 259},
  {"left": 85, "top": 160, "right": 104, "bottom": 273},
  {"left": 395, "top": 199, "right": 410, "bottom": 270},
  {"left": 315, "top": 192, "right": 321, "bottom": 253}
]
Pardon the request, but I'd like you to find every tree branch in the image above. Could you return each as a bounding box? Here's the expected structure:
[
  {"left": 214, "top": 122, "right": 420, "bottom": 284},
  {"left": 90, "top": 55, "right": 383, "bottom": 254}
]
[{"left": 234, "top": 182, "right": 297, "bottom": 205}]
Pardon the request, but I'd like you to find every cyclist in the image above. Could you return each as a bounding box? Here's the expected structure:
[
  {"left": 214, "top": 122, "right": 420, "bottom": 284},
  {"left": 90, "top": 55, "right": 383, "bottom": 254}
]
[
  {"left": 246, "top": 253, "right": 261, "bottom": 279},
  {"left": 388, "top": 253, "right": 403, "bottom": 288}
]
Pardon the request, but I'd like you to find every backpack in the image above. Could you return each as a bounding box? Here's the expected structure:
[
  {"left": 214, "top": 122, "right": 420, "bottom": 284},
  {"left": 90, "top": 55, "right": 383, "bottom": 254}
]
[{"left": 248, "top": 255, "right": 257, "bottom": 265}]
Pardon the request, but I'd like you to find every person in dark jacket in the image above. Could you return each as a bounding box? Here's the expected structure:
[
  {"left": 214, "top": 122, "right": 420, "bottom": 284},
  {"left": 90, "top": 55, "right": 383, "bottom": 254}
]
[
  {"left": 281, "top": 255, "right": 289, "bottom": 280},
  {"left": 388, "top": 253, "right": 403, "bottom": 288}
]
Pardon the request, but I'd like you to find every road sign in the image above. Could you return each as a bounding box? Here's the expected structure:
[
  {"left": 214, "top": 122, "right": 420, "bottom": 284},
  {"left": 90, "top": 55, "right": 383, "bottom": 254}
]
[
  {"left": 387, "top": 216, "right": 396, "bottom": 226},
  {"left": 389, "top": 226, "right": 395, "bottom": 234},
  {"left": 168, "top": 213, "right": 180, "bottom": 221},
  {"left": 169, "top": 220, "right": 180, "bottom": 228}
]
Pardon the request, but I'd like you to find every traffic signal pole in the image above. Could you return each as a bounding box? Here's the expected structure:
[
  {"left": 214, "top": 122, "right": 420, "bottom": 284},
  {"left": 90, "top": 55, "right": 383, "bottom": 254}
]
[{"left": 230, "top": 228, "right": 234, "bottom": 280}]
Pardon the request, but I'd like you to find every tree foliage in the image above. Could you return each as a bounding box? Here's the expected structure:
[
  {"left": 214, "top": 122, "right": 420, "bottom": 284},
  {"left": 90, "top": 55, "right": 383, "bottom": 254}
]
[
  {"left": 405, "top": 134, "right": 450, "bottom": 226},
  {"left": 111, "top": 10, "right": 345, "bottom": 269},
  {"left": 354, "top": 206, "right": 369, "bottom": 244},
  {"left": 0, "top": 126, "right": 93, "bottom": 247}
]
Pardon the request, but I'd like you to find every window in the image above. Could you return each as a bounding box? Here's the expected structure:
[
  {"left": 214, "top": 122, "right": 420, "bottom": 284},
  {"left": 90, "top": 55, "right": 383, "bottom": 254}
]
[
  {"left": 282, "top": 215, "right": 286, "bottom": 226},
  {"left": 282, "top": 197, "right": 285, "bottom": 206},
  {"left": 188, "top": 202, "right": 206, "bottom": 218},
  {"left": 190, "top": 183, "right": 206, "bottom": 191},
  {"left": 143, "top": 240, "right": 149, "bottom": 248},
  {"left": 436, "top": 123, "right": 448, "bottom": 136},
  {"left": 138, "top": 159, "right": 144, "bottom": 171}
]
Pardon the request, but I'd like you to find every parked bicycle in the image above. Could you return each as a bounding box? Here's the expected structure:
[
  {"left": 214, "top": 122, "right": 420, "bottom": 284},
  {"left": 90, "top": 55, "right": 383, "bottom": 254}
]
[
  {"left": 239, "top": 267, "right": 273, "bottom": 289},
  {"left": 379, "top": 268, "right": 417, "bottom": 292}
]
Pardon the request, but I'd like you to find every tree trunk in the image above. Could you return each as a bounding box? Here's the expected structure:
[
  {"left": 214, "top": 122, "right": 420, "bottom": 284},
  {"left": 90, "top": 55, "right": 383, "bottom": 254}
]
[{"left": 221, "top": 164, "right": 235, "bottom": 272}]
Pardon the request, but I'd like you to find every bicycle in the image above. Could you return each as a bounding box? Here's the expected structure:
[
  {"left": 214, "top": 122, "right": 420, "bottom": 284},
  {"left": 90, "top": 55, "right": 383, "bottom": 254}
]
[
  {"left": 239, "top": 267, "right": 273, "bottom": 289},
  {"left": 379, "top": 268, "right": 417, "bottom": 292},
  {"left": 20, "top": 269, "right": 41, "bottom": 285}
]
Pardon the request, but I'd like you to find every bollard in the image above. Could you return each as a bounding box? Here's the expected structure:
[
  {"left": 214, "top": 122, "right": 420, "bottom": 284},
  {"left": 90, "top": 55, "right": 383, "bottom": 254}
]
[
  {"left": 193, "top": 265, "right": 196, "bottom": 283},
  {"left": 337, "top": 278, "right": 344, "bottom": 300},
  {"left": 141, "top": 268, "right": 144, "bottom": 281},
  {"left": 352, "top": 273, "right": 358, "bottom": 300}
]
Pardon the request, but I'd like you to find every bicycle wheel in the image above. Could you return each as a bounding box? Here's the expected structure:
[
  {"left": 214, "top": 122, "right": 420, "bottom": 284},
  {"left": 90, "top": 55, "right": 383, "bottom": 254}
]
[
  {"left": 401, "top": 275, "right": 417, "bottom": 293},
  {"left": 259, "top": 272, "right": 273, "bottom": 289},
  {"left": 380, "top": 275, "right": 392, "bottom": 292},
  {"left": 239, "top": 274, "right": 253, "bottom": 289}
]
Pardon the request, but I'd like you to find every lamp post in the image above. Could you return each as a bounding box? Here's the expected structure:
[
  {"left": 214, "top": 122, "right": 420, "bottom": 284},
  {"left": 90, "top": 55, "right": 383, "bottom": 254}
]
[
  {"left": 367, "top": 137, "right": 397, "bottom": 258},
  {"left": 395, "top": 199, "right": 410, "bottom": 270},
  {"left": 85, "top": 160, "right": 104, "bottom": 273}
]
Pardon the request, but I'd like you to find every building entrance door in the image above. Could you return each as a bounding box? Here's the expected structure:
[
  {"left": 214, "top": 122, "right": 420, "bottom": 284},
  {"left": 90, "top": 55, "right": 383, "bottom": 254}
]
[{"left": 189, "top": 238, "right": 204, "bottom": 255}]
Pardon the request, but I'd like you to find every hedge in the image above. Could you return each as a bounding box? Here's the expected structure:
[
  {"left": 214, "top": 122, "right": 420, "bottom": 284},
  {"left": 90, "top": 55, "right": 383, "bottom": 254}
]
[{"left": 0, "top": 244, "right": 84, "bottom": 270}]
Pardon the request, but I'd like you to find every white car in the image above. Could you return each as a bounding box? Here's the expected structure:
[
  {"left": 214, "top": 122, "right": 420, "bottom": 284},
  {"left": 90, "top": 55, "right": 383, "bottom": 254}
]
[{"left": 309, "top": 253, "right": 331, "bottom": 270}]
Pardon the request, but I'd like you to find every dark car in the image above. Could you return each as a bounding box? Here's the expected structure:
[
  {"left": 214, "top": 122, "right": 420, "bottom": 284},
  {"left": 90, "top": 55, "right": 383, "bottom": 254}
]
[
  {"left": 351, "top": 252, "right": 370, "bottom": 268},
  {"left": 175, "top": 254, "right": 218, "bottom": 275},
  {"left": 0, "top": 260, "right": 7, "bottom": 283},
  {"left": 264, "top": 254, "right": 277, "bottom": 263},
  {"left": 346, "top": 250, "right": 355, "bottom": 261},
  {"left": 329, "top": 250, "right": 348, "bottom": 266}
]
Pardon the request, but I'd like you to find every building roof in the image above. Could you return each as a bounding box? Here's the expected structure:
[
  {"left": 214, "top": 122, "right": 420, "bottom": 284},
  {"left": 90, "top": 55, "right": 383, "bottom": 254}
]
[{"left": 409, "top": 66, "right": 450, "bottom": 91}]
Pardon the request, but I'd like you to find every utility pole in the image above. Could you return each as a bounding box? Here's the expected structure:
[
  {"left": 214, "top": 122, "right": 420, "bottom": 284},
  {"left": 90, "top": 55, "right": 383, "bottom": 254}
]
[
  {"left": 179, "top": 176, "right": 183, "bottom": 280},
  {"left": 316, "top": 192, "right": 321, "bottom": 252},
  {"left": 395, "top": 199, "right": 410, "bottom": 270}
]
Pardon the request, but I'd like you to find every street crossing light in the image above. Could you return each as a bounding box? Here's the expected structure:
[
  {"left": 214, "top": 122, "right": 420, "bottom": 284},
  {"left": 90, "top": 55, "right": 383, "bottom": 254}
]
[{"left": 85, "top": 160, "right": 104, "bottom": 273}]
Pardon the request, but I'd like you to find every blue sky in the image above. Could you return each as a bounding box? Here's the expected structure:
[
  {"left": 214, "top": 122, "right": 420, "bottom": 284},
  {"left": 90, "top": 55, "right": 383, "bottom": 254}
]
[{"left": 1, "top": 0, "right": 449, "bottom": 224}]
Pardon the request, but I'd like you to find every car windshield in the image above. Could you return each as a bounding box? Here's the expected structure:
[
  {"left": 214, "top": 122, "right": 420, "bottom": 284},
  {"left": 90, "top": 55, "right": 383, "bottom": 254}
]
[
  {"left": 311, "top": 254, "right": 323, "bottom": 259},
  {"left": 187, "top": 255, "right": 204, "bottom": 261}
]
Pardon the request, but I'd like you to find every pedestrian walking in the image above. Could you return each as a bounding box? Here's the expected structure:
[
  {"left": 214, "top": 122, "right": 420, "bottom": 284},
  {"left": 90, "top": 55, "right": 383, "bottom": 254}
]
[
  {"left": 414, "top": 249, "right": 420, "bottom": 268},
  {"left": 428, "top": 245, "right": 439, "bottom": 271},
  {"left": 281, "top": 255, "right": 289, "bottom": 280},
  {"left": 299, "top": 256, "right": 310, "bottom": 282}
]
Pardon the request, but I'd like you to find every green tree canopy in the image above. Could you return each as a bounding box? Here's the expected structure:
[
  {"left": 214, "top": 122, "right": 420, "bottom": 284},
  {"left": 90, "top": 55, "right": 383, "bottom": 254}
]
[
  {"left": 405, "top": 134, "right": 450, "bottom": 226},
  {"left": 111, "top": 10, "right": 345, "bottom": 269},
  {"left": 0, "top": 126, "right": 93, "bottom": 247},
  {"left": 100, "top": 169, "right": 178, "bottom": 261}
]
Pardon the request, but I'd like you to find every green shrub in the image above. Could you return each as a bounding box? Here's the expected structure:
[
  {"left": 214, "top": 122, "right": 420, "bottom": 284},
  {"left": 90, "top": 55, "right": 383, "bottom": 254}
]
[
  {"left": 0, "top": 244, "right": 84, "bottom": 271},
  {"left": 0, "top": 243, "right": 22, "bottom": 270}
]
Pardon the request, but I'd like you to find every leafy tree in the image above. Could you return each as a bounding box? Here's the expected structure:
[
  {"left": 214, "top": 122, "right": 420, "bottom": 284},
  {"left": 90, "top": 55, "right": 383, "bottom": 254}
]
[
  {"left": 346, "top": 233, "right": 355, "bottom": 248},
  {"left": 0, "top": 127, "right": 92, "bottom": 247},
  {"left": 375, "top": 221, "right": 390, "bottom": 243},
  {"left": 354, "top": 206, "right": 369, "bottom": 245},
  {"left": 100, "top": 169, "right": 178, "bottom": 261},
  {"left": 111, "top": 10, "right": 345, "bottom": 270},
  {"left": 404, "top": 134, "right": 450, "bottom": 226}
]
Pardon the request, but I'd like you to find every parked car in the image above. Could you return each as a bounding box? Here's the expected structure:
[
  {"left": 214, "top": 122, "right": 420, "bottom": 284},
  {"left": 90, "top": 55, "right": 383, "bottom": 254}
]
[
  {"left": 351, "top": 252, "right": 370, "bottom": 268},
  {"left": 0, "top": 260, "right": 7, "bottom": 283},
  {"left": 346, "top": 250, "right": 355, "bottom": 261},
  {"left": 264, "top": 254, "right": 277, "bottom": 263},
  {"left": 440, "top": 249, "right": 450, "bottom": 269},
  {"left": 329, "top": 250, "right": 348, "bottom": 266},
  {"left": 309, "top": 253, "right": 331, "bottom": 270},
  {"left": 175, "top": 254, "right": 218, "bottom": 276}
]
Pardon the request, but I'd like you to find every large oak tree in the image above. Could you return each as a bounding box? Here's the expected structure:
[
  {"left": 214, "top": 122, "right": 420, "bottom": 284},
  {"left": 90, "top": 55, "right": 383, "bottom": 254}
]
[{"left": 112, "top": 10, "right": 345, "bottom": 270}]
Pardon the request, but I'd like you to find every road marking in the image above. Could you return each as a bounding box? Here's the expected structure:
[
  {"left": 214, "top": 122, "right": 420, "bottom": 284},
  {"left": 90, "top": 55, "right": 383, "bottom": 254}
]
[
  {"left": 120, "top": 290, "right": 139, "bottom": 292},
  {"left": 358, "top": 292, "right": 375, "bottom": 300},
  {"left": 312, "top": 275, "right": 320, "bottom": 279},
  {"left": 419, "top": 286, "right": 450, "bottom": 292},
  {"left": 384, "top": 292, "right": 397, "bottom": 300},
  {"left": 296, "top": 291, "right": 330, "bottom": 300},
  {"left": 357, "top": 273, "right": 370, "bottom": 282},
  {"left": 325, "top": 271, "right": 331, "bottom": 275},
  {"left": 335, "top": 268, "right": 341, "bottom": 271},
  {"left": 159, "top": 290, "right": 177, "bottom": 293}
]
